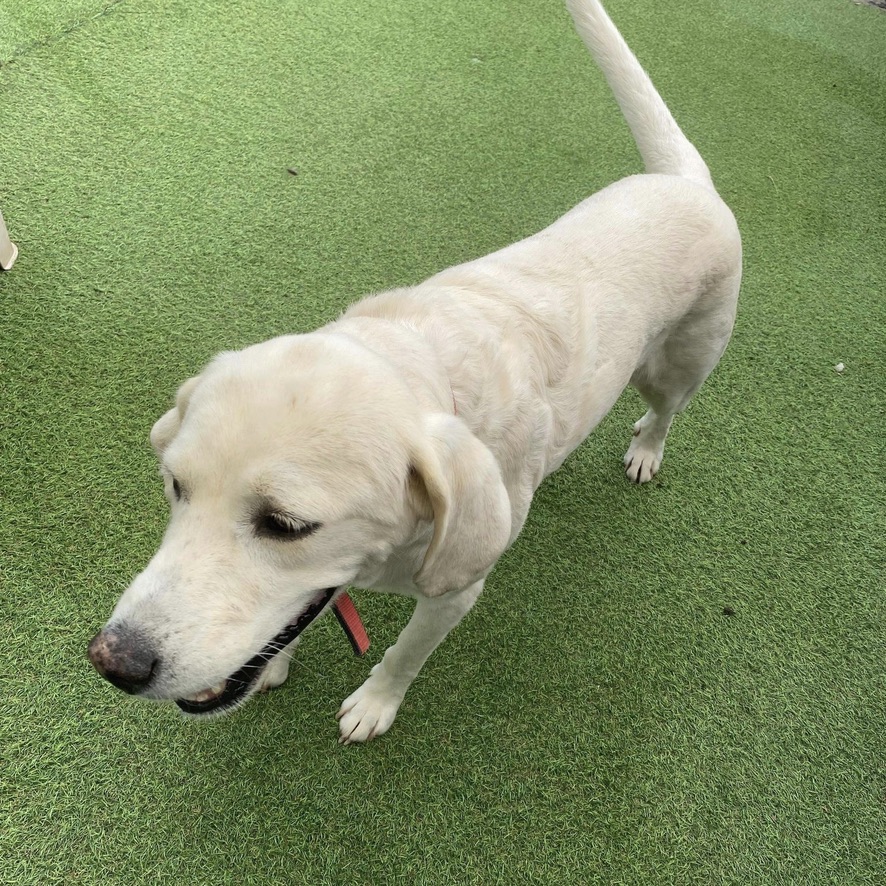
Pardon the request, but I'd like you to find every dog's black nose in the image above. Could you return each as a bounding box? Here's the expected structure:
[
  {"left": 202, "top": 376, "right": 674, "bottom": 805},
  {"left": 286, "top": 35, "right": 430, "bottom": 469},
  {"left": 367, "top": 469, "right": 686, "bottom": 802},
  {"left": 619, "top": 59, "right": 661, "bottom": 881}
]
[{"left": 88, "top": 625, "right": 159, "bottom": 694}]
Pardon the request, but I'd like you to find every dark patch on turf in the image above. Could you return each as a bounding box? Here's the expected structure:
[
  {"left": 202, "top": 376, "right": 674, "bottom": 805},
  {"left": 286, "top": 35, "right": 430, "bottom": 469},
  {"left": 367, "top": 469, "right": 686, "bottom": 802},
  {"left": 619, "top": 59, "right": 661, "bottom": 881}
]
[
  {"left": 853, "top": 0, "right": 886, "bottom": 10},
  {"left": 722, "top": 606, "right": 736, "bottom": 617}
]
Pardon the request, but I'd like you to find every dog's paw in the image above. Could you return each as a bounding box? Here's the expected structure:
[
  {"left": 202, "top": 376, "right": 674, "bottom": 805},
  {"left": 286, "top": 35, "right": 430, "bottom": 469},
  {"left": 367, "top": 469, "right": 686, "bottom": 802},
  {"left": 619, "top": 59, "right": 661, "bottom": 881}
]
[
  {"left": 624, "top": 419, "right": 664, "bottom": 484},
  {"left": 336, "top": 669, "right": 405, "bottom": 744},
  {"left": 256, "top": 637, "right": 302, "bottom": 692},
  {"left": 256, "top": 652, "right": 292, "bottom": 693}
]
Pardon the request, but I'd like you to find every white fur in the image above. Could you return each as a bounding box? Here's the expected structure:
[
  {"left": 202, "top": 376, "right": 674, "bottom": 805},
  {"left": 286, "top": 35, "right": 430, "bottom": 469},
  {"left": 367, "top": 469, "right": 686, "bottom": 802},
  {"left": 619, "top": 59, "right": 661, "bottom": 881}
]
[{"left": 99, "top": 0, "right": 740, "bottom": 741}]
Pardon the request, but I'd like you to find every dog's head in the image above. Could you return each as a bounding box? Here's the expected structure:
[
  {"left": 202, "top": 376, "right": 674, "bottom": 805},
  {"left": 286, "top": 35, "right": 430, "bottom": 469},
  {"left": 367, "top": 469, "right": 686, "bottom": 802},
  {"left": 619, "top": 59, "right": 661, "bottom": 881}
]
[{"left": 88, "top": 331, "right": 511, "bottom": 716}]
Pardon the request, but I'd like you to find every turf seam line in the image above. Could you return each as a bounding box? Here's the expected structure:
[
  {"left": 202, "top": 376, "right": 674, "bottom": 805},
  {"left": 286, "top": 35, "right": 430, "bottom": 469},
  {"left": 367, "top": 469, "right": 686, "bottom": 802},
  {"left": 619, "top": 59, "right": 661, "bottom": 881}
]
[{"left": 0, "top": 0, "right": 130, "bottom": 70}]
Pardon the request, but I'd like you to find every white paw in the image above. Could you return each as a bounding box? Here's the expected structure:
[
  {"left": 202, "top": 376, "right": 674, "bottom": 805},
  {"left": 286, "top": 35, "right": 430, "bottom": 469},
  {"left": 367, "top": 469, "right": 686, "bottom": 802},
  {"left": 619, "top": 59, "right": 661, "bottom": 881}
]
[
  {"left": 256, "top": 650, "right": 293, "bottom": 693},
  {"left": 624, "top": 420, "right": 664, "bottom": 484},
  {"left": 337, "top": 668, "right": 405, "bottom": 744}
]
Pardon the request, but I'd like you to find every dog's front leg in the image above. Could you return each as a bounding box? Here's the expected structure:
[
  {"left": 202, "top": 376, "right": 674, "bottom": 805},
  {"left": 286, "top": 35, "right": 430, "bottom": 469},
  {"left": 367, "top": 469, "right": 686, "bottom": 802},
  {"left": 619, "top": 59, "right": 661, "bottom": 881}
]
[{"left": 336, "top": 580, "right": 484, "bottom": 743}]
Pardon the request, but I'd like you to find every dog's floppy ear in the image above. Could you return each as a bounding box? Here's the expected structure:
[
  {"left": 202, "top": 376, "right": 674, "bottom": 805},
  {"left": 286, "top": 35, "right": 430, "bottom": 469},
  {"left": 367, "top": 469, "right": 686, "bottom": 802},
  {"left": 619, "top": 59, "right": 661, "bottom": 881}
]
[
  {"left": 410, "top": 414, "right": 511, "bottom": 597},
  {"left": 149, "top": 375, "right": 202, "bottom": 455}
]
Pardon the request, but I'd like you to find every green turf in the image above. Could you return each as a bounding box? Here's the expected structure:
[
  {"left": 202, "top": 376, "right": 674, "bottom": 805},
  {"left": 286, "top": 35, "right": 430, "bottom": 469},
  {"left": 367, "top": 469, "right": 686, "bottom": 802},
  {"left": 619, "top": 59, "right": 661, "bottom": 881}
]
[
  {"left": 0, "top": 0, "right": 123, "bottom": 63},
  {"left": 1, "top": 0, "right": 884, "bottom": 882}
]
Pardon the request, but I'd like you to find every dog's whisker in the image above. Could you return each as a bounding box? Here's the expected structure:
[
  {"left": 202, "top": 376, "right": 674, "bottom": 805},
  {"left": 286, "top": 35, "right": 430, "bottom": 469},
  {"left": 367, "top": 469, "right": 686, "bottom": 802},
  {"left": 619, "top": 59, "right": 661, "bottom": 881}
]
[{"left": 232, "top": 636, "right": 329, "bottom": 682}]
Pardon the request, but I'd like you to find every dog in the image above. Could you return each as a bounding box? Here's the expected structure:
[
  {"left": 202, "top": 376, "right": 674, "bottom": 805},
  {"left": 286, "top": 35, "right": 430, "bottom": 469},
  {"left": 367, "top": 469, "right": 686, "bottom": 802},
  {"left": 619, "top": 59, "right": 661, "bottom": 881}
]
[{"left": 88, "top": 0, "right": 741, "bottom": 743}]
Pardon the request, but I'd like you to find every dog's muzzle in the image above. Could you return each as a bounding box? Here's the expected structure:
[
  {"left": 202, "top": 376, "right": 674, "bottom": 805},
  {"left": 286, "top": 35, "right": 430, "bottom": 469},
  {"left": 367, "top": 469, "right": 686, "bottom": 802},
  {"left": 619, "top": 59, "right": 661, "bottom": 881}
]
[
  {"left": 88, "top": 586, "right": 341, "bottom": 717},
  {"left": 174, "top": 586, "right": 341, "bottom": 715}
]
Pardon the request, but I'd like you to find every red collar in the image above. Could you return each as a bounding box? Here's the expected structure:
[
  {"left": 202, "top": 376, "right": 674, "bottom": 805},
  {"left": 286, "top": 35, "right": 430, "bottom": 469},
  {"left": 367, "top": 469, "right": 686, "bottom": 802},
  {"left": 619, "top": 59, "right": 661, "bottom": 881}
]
[{"left": 333, "top": 593, "right": 370, "bottom": 656}]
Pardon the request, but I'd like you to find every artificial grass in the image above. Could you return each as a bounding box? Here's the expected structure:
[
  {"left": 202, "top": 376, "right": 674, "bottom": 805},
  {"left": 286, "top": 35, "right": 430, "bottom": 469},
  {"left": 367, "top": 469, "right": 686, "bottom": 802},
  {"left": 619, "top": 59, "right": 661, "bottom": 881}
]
[
  {"left": 1, "top": 0, "right": 884, "bottom": 882},
  {"left": 0, "top": 1, "right": 122, "bottom": 64}
]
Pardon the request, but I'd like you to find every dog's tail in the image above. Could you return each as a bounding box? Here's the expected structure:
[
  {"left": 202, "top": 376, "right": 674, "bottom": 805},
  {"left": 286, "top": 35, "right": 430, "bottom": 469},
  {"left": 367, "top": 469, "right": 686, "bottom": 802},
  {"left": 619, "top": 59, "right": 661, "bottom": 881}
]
[{"left": 566, "top": 0, "right": 713, "bottom": 188}]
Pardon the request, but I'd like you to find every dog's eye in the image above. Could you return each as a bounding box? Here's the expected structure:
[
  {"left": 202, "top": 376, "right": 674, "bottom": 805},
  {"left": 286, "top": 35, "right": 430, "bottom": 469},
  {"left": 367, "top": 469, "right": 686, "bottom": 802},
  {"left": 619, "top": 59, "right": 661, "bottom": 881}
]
[
  {"left": 172, "top": 478, "right": 182, "bottom": 501},
  {"left": 256, "top": 512, "right": 319, "bottom": 540}
]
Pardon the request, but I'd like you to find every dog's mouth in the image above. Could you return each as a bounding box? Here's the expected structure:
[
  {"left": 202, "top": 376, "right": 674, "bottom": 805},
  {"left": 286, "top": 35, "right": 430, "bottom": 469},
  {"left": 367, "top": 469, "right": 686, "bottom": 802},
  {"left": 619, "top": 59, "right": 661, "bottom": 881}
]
[
  {"left": 176, "top": 677, "right": 245, "bottom": 715},
  {"left": 175, "top": 586, "right": 340, "bottom": 717}
]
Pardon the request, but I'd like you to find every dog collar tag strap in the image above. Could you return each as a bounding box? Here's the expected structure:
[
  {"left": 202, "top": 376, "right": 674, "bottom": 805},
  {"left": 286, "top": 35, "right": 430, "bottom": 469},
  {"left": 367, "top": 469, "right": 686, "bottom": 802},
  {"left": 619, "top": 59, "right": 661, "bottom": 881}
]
[
  {"left": 333, "top": 592, "right": 370, "bottom": 656},
  {"left": 0, "top": 209, "right": 18, "bottom": 270}
]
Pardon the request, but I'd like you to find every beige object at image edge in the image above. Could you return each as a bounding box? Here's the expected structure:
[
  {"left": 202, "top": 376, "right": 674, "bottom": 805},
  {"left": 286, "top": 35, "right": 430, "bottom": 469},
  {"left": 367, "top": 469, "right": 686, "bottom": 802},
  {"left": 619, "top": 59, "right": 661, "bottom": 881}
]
[{"left": 0, "top": 208, "right": 17, "bottom": 270}]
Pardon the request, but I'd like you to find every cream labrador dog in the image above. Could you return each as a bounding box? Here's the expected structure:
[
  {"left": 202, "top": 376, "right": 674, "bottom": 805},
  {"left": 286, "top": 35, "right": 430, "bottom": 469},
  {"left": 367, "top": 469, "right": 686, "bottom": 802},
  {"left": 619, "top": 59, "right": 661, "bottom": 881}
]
[{"left": 88, "top": 0, "right": 741, "bottom": 742}]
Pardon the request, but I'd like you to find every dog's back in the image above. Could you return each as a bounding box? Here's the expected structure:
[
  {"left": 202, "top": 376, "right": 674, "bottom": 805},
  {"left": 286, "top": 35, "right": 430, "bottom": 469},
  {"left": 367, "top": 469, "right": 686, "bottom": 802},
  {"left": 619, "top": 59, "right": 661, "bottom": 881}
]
[{"left": 348, "top": 0, "right": 741, "bottom": 485}]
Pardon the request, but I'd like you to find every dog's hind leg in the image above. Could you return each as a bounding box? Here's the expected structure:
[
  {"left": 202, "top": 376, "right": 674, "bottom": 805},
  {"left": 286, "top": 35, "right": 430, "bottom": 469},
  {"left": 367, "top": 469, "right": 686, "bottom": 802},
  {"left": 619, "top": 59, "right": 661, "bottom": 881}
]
[{"left": 624, "top": 276, "right": 739, "bottom": 483}]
